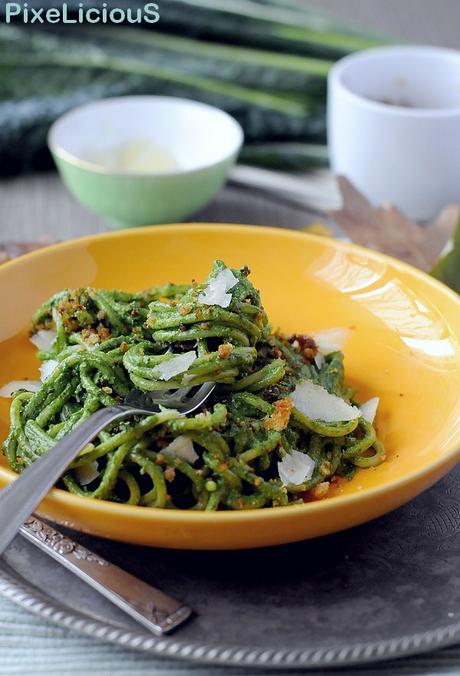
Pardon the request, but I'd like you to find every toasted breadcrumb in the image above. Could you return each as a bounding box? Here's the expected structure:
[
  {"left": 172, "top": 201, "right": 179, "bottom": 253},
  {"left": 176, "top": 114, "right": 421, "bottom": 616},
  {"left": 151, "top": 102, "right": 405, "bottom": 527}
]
[
  {"left": 264, "top": 397, "right": 293, "bottom": 431},
  {"left": 57, "top": 290, "right": 86, "bottom": 332},
  {"left": 57, "top": 290, "right": 84, "bottom": 316},
  {"left": 218, "top": 342, "right": 233, "bottom": 359},
  {"left": 97, "top": 324, "right": 111, "bottom": 341},
  {"left": 310, "top": 481, "right": 330, "bottom": 500},
  {"left": 164, "top": 467, "right": 176, "bottom": 483},
  {"left": 288, "top": 334, "right": 318, "bottom": 362},
  {"left": 81, "top": 329, "right": 100, "bottom": 346}
]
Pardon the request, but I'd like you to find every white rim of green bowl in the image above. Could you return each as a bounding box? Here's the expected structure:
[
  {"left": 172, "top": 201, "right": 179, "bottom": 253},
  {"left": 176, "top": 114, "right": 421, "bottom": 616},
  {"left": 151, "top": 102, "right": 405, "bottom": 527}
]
[{"left": 47, "top": 95, "right": 245, "bottom": 178}]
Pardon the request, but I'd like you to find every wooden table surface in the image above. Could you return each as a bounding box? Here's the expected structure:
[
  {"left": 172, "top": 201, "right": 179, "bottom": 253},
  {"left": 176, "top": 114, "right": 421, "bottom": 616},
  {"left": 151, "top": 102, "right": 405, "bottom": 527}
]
[{"left": 0, "top": 170, "right": 334, "bottom": 242}]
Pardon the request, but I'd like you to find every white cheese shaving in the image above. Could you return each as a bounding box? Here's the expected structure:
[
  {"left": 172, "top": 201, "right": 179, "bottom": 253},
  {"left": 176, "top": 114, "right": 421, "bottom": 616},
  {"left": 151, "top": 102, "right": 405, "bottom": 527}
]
[
  {"left": 278, "top": 450, "right": 315, "bottom": 487},
  {"left": 0, "top": 380, "right": 41, "bottom": 397},
  {"left": 314, "top": 353, "right": 325, "bottom": 370},
  {"left": 360, "top": 397, "right": 380, "bottom": 424},
  {"left": 39, "top": 359, "right": 59, "bottom": 382},
  {"left": 289, "top": 380, "right": 360, "bottom": 422},
  {"left": 75, "top": 461, "right": 100, "bottom": 486},
  {"left": 197, "top": 268, "right": 238, "bottom": 308},
  {"left": 30, "top": 329, "right": 57, "bottom": 352},
  {"left": 153, "top": 351, "right": 197, "bottom": 381},
  {"left": 162, "top": 436, "right": 198, "bottom": 464},
  {"left": 311, "top": 328, "right": 352, "bottom": 355}
]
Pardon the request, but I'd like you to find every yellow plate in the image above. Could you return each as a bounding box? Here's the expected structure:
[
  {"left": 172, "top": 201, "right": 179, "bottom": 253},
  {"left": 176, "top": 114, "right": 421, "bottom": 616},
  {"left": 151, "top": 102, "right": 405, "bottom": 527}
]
[{"left": 1, "top": 224, "right": 460, "bottom": 549}]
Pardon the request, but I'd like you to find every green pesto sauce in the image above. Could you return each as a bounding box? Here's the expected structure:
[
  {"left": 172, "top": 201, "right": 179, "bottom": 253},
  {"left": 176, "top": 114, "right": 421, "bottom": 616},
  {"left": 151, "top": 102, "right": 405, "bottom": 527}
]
[{"left": 3, "top": 260, "right": 384, "bottom": 510}]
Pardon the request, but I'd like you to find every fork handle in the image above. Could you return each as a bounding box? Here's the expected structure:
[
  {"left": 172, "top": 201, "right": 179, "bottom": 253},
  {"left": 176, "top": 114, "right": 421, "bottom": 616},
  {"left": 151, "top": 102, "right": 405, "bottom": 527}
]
[
  {"left": 0, "top": 406, "right": 128, "bottom": 556},
  {"left": 19, "top": 516, "right": 192, "bottom": 635}
]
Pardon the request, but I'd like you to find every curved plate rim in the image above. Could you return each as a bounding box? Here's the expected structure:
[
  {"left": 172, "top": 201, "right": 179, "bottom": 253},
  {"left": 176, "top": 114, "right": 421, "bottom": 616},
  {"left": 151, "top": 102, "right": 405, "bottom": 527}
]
[
  {"left": 2, "top": 224, "right": 460, "bottom": 665},
  {"left": 1, "top": 223, "right": 460, "bottom": 537},
  {"left": 1, "top": 560, "right": 460, "bottom": 670}
]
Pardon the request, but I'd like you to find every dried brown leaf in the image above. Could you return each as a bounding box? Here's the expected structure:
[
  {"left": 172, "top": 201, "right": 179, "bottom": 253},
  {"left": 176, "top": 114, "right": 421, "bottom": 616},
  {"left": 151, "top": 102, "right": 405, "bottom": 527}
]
[{"left": 330, "top": 175, "right": 460, "bottom": 270}]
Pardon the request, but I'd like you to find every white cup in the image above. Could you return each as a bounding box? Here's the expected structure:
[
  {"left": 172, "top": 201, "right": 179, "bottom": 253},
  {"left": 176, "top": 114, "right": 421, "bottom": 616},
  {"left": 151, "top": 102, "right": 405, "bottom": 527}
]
[{"left": 328, "top": 46, "right": 460, "bottom": 221}]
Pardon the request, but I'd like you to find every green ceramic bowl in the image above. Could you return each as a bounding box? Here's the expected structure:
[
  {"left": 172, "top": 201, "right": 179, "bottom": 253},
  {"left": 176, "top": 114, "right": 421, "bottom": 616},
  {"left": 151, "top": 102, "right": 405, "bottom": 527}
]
[{"left": 48, "top": 96, "right": 244, "bottom": 228}]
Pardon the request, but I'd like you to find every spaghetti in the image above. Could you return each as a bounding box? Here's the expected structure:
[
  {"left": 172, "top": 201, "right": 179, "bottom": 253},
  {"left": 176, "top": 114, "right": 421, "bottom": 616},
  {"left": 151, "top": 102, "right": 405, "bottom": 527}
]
[{"left": 2, "top": 260, "right": 385, "bottom": 510}]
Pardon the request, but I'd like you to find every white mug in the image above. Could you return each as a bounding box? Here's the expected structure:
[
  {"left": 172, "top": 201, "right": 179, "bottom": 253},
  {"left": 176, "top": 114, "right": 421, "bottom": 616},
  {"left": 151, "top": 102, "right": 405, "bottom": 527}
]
[{"left": 328, "top": 46, "right": 460, "bottom": 221}]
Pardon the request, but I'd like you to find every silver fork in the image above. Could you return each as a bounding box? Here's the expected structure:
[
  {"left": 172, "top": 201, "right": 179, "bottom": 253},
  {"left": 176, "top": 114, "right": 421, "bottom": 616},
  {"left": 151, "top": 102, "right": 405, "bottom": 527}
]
[
  {"left": 0, "top": 382, "right": 216, "bottom": 556},
  {"left": 17, "top": 515, "right": 193, "bottom": 635}
]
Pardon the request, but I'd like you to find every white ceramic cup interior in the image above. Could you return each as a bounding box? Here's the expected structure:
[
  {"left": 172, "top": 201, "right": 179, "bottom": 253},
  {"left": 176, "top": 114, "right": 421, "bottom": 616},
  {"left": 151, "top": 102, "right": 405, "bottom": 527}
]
[
  {"left": 328, "top": 46, "right": 460, "bottom": 220},
  {"left": 48, "top": 95, "right": 244, "bottom": 175}
]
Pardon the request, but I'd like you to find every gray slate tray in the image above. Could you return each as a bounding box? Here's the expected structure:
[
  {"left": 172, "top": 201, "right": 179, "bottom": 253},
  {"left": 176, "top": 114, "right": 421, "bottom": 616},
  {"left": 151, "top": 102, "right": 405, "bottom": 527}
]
[{"left": 2, "top": 465, "right": 460, "bottom": 670}]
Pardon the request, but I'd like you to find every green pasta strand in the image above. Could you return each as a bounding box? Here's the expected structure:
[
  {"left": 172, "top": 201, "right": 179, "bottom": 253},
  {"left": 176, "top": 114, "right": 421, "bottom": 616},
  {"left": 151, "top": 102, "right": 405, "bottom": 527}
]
[{"left": 2, "top": 259, "right": 385, "bottom": 509}]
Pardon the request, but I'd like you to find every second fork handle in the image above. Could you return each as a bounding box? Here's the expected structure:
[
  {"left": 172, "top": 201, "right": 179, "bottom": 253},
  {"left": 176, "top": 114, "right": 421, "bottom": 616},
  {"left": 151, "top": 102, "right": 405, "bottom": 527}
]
[{"left": 0, "top": 406, "right": 129, "bottom": 556}]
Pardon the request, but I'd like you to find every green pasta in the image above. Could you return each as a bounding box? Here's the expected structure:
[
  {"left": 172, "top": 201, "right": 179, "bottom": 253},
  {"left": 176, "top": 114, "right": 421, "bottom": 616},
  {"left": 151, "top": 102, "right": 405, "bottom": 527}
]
[{"left": 2, "top": 260, "right": 385, "bottom": 510}]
